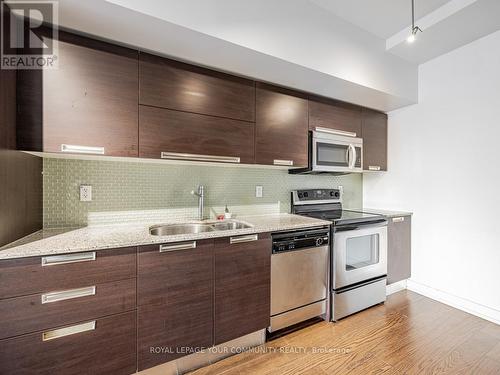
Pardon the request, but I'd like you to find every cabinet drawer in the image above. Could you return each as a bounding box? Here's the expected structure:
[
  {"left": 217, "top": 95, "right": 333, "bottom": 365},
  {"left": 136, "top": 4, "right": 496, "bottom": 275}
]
[
  {"left": 0, "top": 278, "right": 136, "bottom": 340},
  {"left": 139, "top": 53, "right": 255, "bottom": 122},
  {"left": 0, "top": 311, "right": 137, "bottom": 375},
  {"left": 0, "top": 247, "right": 137, "bottom": 299}
]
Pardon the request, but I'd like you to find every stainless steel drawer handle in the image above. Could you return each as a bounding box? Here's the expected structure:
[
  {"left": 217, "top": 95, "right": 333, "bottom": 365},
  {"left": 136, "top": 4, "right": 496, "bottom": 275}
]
[
  {"left": 368, "top": 165, "right": 381, "bottom": 171},
  {"left": 159, "top": 241, "right": 197, "bottom": 252},
  {"left": 315, "top": 127, "right": 357, "bottom": 138},
  {"left": 41, "top": 286, "right": 96, "bottom": 304},
  {"left": 392, "top": 217, "right": 405, "bottom": 223},
  {"left": 230, "top": 234, "right": 258, "bottom": 244},
  {"left": 161, "top": 152, "right": 240, "bottom": 164},
  {"left": 42, "top": 321, "right": 96, "bottom": 342},
  {"left": 61, "top": 144, "right": 105, "bottom": 155},
  {"left": 273, "top": 159, "right": 294, "bottom": 166},
  {"left": 41, "top": 252, "right": 96, "bottom": 266}
]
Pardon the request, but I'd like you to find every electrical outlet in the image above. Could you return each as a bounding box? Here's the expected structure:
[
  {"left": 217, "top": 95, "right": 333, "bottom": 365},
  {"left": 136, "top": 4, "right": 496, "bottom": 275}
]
[
  {"left": 255, "top": 185, "right": 263, "bottom": 198},
  {"left": 80, "top": 185, "right": 92, "bottom": 202}
]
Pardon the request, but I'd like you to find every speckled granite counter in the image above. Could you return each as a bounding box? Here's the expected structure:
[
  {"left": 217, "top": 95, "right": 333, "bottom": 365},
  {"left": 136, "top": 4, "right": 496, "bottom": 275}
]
[
  {"left": 351, "top": 208, "right": 413, "bottom": 218},
  {"left": 0, "top": 214, "right": 330, "bottom": 260}
]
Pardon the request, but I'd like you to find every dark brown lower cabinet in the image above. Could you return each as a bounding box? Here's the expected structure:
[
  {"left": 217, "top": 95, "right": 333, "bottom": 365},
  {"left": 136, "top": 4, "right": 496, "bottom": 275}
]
[
  {"left": 137, "top": 240, "right": 214, "bottom": 370},
  {"left": 214, "top": 234, "right": 271, "bottom": 345},
  {"left": 0, "top": 246, "right": 137, "bottom": 300},
  {"left": 0, "top": 278, "right": 136, "bottom": 340},
  {"left": 387, "top": 215, "right": 412, "bottom": 284},
  {"left": 0, "top": 311, "right": 137, "bottom": 375}
]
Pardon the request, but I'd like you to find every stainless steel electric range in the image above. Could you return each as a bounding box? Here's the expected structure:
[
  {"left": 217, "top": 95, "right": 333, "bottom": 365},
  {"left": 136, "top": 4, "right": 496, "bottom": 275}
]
[{"left": 291, "top": 189, "right": 388, "bottom": 321}]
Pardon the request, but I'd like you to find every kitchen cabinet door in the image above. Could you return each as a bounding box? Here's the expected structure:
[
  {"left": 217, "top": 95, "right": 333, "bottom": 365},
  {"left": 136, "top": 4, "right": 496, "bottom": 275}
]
[
  {"left": 214, "top": 233, "right": 271, "bottom": 345},
  {"left": 139, "top": 53, "right": 255, "bottom": 122},
  {"left": 139, "top": 105, "right": 255, "bottom": 163},
  {"left": 255, "top": 84, "right": 308, "bottom": 167},
  {"left": 17, "top": 32, "right": 139, "bottom": 157},
  {"left": 362, "top": 109, "right": 388, "bottom": 171},
  {"left": 137, "top": 240, "right": 214, "bottom": 370},
  {"left": 309, "top": 97, "right": 362, "bottom": 136},
  {"left": 387, "top": 216, "right": 411, "bottom": 284}
]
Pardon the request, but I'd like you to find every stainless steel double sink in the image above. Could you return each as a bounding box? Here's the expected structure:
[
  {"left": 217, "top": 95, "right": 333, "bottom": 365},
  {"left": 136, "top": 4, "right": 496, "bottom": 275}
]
[{"left": 149, "top": 220, "right": 253, "bottom": 236}]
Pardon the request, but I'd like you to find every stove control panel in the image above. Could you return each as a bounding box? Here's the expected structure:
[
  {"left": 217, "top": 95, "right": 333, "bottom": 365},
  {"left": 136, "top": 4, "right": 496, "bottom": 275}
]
[{"left": 292, "top": 189, "right": 340, "bottom": 203}]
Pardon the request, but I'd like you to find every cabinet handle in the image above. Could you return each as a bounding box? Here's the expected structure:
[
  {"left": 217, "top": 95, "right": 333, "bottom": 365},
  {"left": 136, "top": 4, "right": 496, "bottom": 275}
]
[
  {"left": 159, "top": 241, "right": 197, "bottom": 252},
  {"left": 61, "top": 144, "right": 105, "bottom": 155},
  {"left": 368, "top": 165, "right": 381, "bottom": 171},
  {"left": 42, "top": 321, "right": 96, "bottom": 342},
  {"left": 41, "top": 286, "right": 96, "bottom": 304},
  {"left": 161, "top": 152, "right": 240, "bottom": 164},
  {"left": 41, "top": 252, "right": 96, "bottom": 267},
  {"left": 315, "top": 127, "right": 357, "bottom": 138},
  {"left": 392, "top": 217, "right": 405, "bottom": 223},
  {"left": 230, "top": 234, "right": 258, "bottom": 244},
  {"left": 273, "top": 159, "right": 294, "bottom": 166}
]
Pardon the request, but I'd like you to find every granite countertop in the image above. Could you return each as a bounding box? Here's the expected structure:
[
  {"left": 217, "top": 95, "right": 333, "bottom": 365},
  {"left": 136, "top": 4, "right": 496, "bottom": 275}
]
[
  {"left": 352, "top": 208, "right": 413, "bottom": 218},
  {"left": 0, "top": 214, "right": 331, "bottom": 260}
]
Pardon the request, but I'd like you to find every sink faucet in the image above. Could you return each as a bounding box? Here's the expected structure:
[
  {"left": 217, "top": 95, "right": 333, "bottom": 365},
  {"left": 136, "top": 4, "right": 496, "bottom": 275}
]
[{"left": 191, "top": 185, "right": 205, "bottom": 221}]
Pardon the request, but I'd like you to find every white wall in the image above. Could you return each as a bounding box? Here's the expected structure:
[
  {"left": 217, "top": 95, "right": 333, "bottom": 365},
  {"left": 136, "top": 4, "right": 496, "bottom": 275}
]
[{"left": 364, "top": 30, "right": 500, "bottom": 321}]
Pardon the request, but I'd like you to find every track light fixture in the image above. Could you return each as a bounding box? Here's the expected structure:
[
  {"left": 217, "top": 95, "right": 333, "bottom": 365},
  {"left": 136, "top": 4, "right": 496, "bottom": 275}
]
[{"left": 407, "top": 0, "right": 422, "bottom": 43}]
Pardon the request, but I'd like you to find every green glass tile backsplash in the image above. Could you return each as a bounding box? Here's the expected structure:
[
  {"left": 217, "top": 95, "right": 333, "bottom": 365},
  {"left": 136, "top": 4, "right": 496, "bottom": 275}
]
[{"left": 43, "top": 158, "right": 362, "bottom": 228}]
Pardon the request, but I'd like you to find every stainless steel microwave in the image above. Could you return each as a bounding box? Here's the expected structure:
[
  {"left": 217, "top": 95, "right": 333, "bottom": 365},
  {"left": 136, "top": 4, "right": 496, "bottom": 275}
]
[{"left": 290, "top": 127, "right": 363, "bottom": 174}]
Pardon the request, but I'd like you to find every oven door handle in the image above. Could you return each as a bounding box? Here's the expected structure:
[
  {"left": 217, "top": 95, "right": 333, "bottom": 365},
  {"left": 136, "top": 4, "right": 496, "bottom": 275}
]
[{"left": 334, "top": 219, "right": 388, "bottom": 232}]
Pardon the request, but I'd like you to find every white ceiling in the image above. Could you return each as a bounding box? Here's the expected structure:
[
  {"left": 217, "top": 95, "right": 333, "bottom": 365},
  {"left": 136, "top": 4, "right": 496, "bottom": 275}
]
[
  {"left": 22, "top": 0, "right": 500, "bottom": 110},
  {"left": 310, "top": 0, "right": 451, "bottom": 39}
]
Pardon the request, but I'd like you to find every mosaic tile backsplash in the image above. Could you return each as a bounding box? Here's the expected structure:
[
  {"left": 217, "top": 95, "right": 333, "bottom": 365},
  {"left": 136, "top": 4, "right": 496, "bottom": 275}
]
[{"left": 43, "top": 158, "right": 363, "bottom": 228}]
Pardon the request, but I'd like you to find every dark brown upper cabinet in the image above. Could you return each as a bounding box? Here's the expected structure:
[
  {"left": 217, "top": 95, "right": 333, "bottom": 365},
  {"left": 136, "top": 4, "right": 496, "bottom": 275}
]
[
  {"left": 139, "top": 106, "right": 255, "bottom": 163},
  {"left": 17, "top": 32, "right": 139, "bottom": 157},
  {"left": 139, "top": 53, "right": 255, "bottom": 122},
  {"left": 214, "top": 233, "right": 271, "bottom": 345},
  {"left": 309, "top": 97, "right": 362, "bottom": 137},
  {"left": 361, "top": 108, "right": 388, "bottom": 171},
  {"left": 255, "top": 83, "right": 308, "bottom": 167}
]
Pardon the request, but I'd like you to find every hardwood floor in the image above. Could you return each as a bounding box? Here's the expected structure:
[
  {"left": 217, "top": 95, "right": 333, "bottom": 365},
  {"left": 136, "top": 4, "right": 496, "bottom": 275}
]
[{"left": 189, "top": 291, "right": 500, "bottom": 375}]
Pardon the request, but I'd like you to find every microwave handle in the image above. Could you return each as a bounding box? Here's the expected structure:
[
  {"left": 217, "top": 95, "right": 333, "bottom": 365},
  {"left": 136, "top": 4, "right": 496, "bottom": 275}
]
[{"left": 348, "top": 144, "right": 356, "bottom": 169}]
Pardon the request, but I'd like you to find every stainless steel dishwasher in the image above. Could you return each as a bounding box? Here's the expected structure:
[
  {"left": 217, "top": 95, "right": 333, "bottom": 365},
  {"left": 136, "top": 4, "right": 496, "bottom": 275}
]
[{"left": 269, "top": 227, "right": 330, "bottom": 332}]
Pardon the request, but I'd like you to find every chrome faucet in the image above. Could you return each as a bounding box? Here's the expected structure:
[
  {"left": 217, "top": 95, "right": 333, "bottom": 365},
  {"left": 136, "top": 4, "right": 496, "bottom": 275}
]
[{"left": 191, "top": 185, "right": 205, "bottom": 221}]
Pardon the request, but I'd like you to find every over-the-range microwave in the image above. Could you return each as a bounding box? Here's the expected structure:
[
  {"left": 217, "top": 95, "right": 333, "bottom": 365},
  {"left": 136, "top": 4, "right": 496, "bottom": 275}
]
[{"left": 290, "top": 127, "right": 363, "bottom": 174}]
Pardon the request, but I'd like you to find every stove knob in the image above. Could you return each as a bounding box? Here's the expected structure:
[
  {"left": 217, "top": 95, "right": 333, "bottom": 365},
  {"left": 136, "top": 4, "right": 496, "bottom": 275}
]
[
  {"left": 315, "top": 238, "right": 324, "bottom": 246},
  {"left": 335, "top": 191, "right": 340, "bottom": 198},
  {"left": 330, "top": 191, "right": 335, "bottom": 197},
  {"left": 298, "top": 192, "right": 303, "bottom": 198},
  {"left": 304, "top": 192, "right": 309, "bottom": 198}
]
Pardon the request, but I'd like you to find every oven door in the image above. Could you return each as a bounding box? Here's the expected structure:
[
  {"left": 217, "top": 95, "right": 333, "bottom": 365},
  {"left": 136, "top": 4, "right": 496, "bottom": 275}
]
[
  {"left": 333, "top": 224, "right": 387, "bottom": 290},
  {"left": 312, "top": 134, "right": 362, "bottom": 173}
]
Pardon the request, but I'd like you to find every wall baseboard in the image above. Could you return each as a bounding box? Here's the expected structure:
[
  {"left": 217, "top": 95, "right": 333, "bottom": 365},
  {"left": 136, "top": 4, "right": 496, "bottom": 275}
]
[
  {"left": 407, "top": 280, "right": 500, "bottom": 326},
  {"left": 386, "top": 280, "right": 407, "bottom": 296}
]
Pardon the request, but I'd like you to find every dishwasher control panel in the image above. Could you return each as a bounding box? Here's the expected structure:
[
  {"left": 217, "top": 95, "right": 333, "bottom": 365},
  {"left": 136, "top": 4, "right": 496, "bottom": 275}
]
[{"left": 272, "top": 228, "right": 329, "bottom": 254}]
